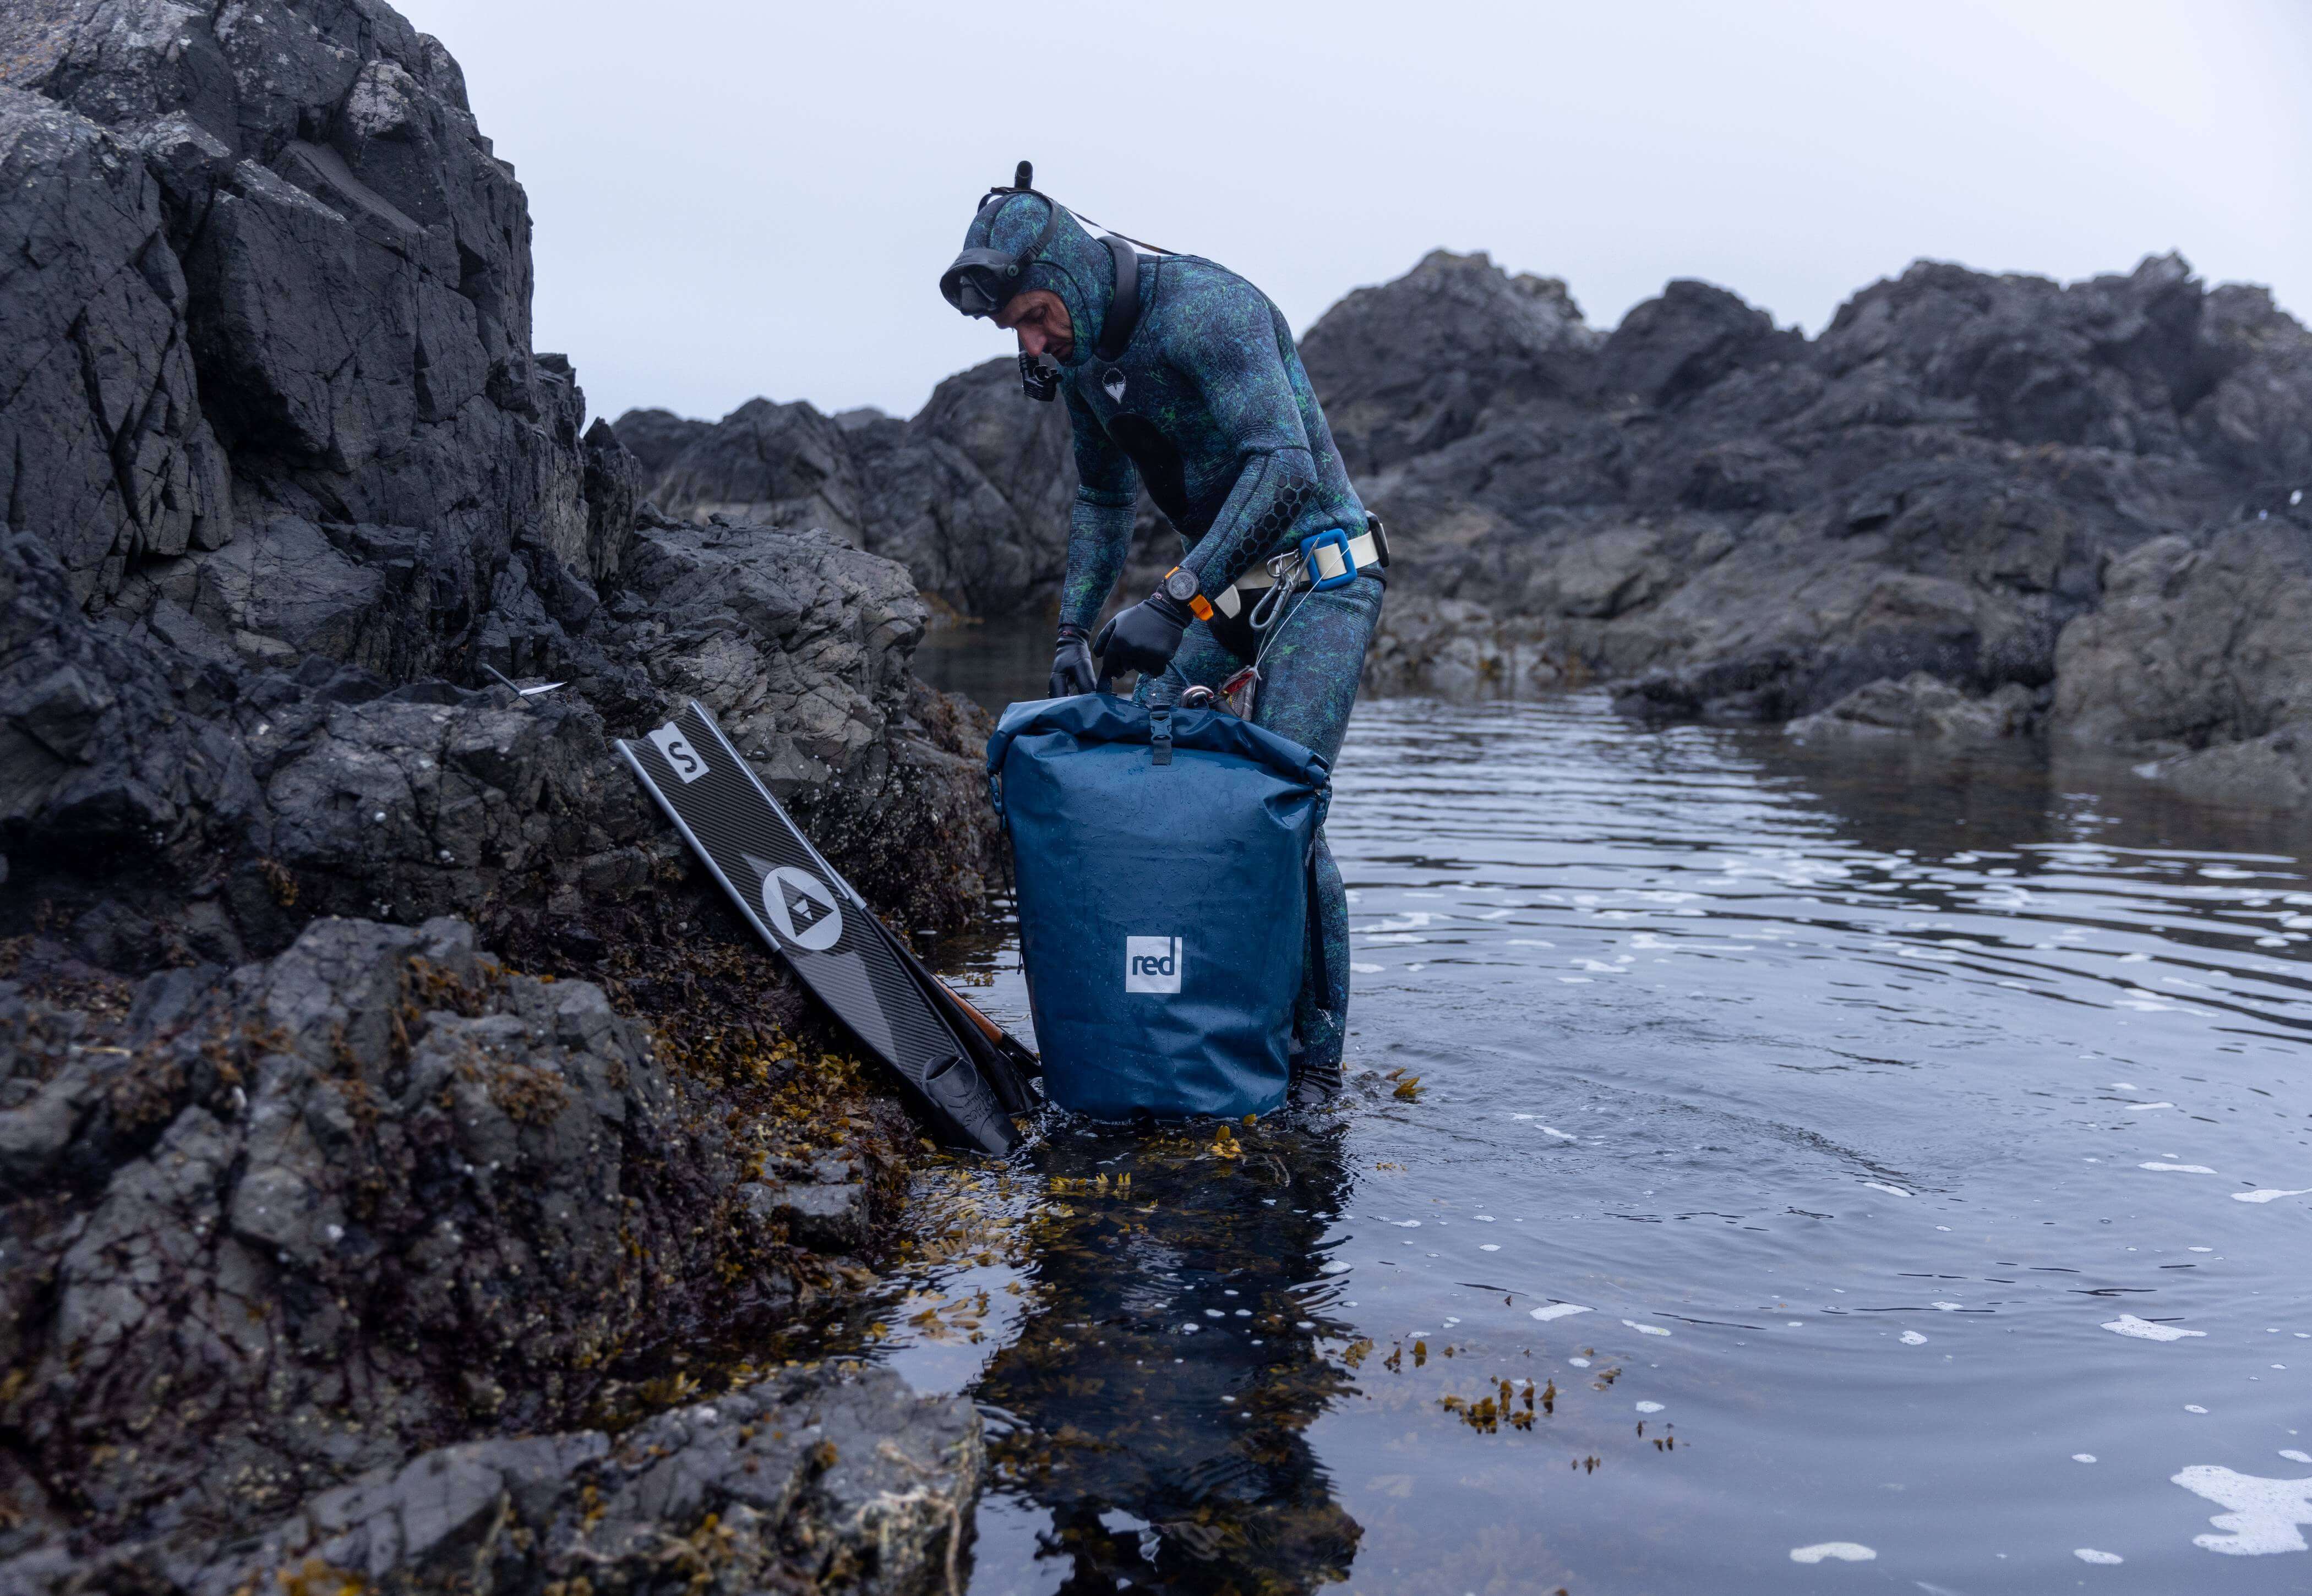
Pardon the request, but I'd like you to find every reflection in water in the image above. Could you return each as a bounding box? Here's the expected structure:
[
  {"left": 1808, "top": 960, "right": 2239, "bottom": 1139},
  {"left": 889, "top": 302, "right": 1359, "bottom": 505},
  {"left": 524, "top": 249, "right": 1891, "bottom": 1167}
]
[
  {"left": 974, "top": 1120, "right": 1360, "bottom": 1594},
  {"left": 895, "top": 665, "right": 2312, "bottom": 1595}
]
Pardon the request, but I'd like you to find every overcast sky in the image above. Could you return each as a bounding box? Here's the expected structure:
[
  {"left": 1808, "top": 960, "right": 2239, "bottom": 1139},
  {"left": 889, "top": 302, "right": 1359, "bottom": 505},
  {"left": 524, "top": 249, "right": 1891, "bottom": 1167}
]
[{"left": 391, "top": 0, "right": 2311, "bottom": 429}]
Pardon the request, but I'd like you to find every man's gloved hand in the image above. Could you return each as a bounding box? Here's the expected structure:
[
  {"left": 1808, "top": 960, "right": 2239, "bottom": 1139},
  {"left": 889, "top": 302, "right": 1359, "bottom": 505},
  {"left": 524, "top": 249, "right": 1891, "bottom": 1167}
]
[
  {"left": 1050, "top": 622, "right": 1097, "bottom": 697},
  {"left": 1093, "top": 589, "right": 1192, "bottom": 681}
]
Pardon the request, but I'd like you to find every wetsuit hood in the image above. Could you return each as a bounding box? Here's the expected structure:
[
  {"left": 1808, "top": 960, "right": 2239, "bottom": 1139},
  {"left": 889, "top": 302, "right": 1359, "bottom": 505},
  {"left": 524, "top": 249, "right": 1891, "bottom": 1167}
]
[{"left": 945, "top": 188, "right": 1115, "bottom": 370}]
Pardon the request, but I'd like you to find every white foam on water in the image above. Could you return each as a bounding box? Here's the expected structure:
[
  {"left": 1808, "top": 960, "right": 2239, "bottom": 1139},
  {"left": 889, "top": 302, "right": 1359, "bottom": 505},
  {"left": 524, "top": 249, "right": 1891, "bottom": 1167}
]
[
  {"left": 1360, "top": 933, "right": 1426, "bottom": 945},
  {"left": 1634, "top": 1401, "right": 1665, "bottom": 1413},
  {"left": 1319, "top": 1261, "right": 1351, "bottom": 1275},
  {"left": 1932, "top": 1301, "right": 1964, "bottom": 1311},
  {"left": 2233, "top": 1188, "right": 2312, "bottom": 1204},
  {"left": 1475, "top": 908, "right": 1515, "bottom": 920},
  {"left": 1536, "top": 1125, "right": 1577, "bottom": 1140},
  {"left": 1350, "top": 963, "right": 1384, "bottom": 975},
  {"left": 2280, "top": 1450, "right": 2312, "bottom": 1464},
  {"left": 1558, "top": 976, "right": 1593, "bottom": 984},
  {"left": 1863, "top": 1181, "right": 1912, "bottom": 1197},
  {"left": 1788, "top": 1543, "right": 1875, "bottom": 1564},
  {"left": 2141, "top": 1162, "right": 2218, "bottom": 1173},
  {"left": 2190, "top": 1246, "right": 2215, "bottom": 1251},
  {"left": 1479, "top": 1243, "right": 1501, "bottom": 1251},
  {"left": 1529, "top": 1303, "right": 1590, "bottom": 1322},
  {"left": 1393, "top": 1220, "right": 1421, "bottom": 1228},
  {"left": 2186, "top": 1404, "right": 2209, "bottom": 1413},
  {"left": 1507, "top": 939, "right": 1557, "bottom": 948},
  {"left": 1360, "top": 913, "right": 1433, "bottom": 933},
  {"left": 1475, "top": 1215, "right": 1495, "bottom": 1221},
  {"left": 2074, "top": 1453, "right": 2097, "bottom": 1463},
  {"left": 1901, "top": 1331, "right": 1929, "bottom": 1345},
  {"left": 2109, "top": 1080, "right": 2141, "bottom": 1089},
  {"left": 2073, "top": 1548, "right": 2124, "bottom": 1564},
  {"left": 1625, "top": 1319, "right": 1672, "bottom": 1336},
  {"left": 2171, "top": 1465, "right": 2312, "bottom": 1555},
  {"left": 2103, "top": 1314, "right": 2207, "bottom": 1342},
  {"left": 2125, "top": 1102, "right": 2177, "bottom": 1112}
]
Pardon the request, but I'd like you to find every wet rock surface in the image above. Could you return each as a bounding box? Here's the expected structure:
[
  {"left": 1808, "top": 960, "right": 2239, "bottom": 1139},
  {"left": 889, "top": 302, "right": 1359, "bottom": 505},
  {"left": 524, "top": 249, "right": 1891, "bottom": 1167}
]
[
  {"left": 0, "top": 2, "right": 1001, "bottom": 1582},
  {"left": 9, "top": 1359, "right": 975, "bottom": 1596},
  {"left": 0, "top": 915, "right": 933, "bottom": 1575}
]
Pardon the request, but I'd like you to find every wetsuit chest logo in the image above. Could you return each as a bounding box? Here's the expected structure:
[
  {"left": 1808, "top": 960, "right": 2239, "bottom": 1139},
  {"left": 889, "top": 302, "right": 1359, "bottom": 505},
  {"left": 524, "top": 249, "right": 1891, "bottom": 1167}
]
[{"left": 1102, "top": 367, "right": 1127, "bottom": 403}]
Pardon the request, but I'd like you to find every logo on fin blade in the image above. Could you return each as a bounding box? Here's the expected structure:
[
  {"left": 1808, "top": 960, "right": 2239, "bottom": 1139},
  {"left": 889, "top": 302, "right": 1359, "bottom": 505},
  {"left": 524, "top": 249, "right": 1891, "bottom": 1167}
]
[{"left": 746, "top": 856, "right": 844, "bottom": 952}]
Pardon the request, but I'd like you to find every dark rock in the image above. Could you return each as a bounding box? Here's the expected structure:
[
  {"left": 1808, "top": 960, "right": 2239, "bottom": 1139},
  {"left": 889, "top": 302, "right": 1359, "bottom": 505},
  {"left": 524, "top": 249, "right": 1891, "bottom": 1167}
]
[
  {"left": 0, "top": 916, "right": 917, "bottom": 1560},
  {"left": 609, "top": 406, "right": 715, "bottom": 480},
  {"left": 1317, "top": 251, "right": 2291, "bottom": 741},
  {"left": 2053, "top": 522, "right": 2312, "bottom": 751},
  {"left": 143, "top": 1364, "right": 978, "bottom": 1596},
  {"left": 0, "top": 3, "right": 999, "bottom": 1584},
  {"left": 1787, "top": 673, "right": 2038, "bottom": 741},
  {"left": 618, "top": 358, "right": 1080, "bottom": 618},
  {"left": 0, "top": 2, "right": 998, "bottom": 956},
  {"left": 646, "top": 397, "right": 871, "bottom": 543},
  {"left": 1300, "top": 249, "right": 1602, "bottom": 474}
]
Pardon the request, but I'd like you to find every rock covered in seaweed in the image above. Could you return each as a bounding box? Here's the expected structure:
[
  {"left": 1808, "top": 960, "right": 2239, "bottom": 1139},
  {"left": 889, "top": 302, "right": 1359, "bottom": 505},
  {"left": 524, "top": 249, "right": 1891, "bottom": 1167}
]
[{"left": 0, "top": 916, "right": 912, "bottom": 1560}]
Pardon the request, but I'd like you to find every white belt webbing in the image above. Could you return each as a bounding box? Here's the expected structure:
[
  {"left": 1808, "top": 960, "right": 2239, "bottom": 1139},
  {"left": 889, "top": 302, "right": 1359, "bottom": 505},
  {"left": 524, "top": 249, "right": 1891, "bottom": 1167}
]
[{"left": 1212, "top": 530, "right": 1381, "bottom": 620}]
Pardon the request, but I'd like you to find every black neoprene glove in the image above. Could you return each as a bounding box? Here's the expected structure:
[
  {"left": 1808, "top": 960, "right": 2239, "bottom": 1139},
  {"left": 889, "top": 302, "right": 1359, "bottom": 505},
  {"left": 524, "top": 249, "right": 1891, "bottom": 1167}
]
[
  {"left": 1050, "top": 623, "right": 1097, "bottom": 697},
  {"left": 1093, "top": 590, "right": 1192, "bottom": 681}
]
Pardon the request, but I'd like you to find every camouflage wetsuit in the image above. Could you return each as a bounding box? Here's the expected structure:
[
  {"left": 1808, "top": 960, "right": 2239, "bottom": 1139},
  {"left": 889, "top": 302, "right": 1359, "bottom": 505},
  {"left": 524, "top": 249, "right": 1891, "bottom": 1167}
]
[{"left": 956, "top": 193, "right": 1381, "bottom": 1076}]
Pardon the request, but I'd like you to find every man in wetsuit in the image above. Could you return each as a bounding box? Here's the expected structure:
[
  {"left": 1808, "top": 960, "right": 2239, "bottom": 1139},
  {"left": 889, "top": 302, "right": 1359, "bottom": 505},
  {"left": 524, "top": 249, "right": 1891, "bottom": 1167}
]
[{"left": 941, "top": 165, "right": 1384, "bottom": 1087}]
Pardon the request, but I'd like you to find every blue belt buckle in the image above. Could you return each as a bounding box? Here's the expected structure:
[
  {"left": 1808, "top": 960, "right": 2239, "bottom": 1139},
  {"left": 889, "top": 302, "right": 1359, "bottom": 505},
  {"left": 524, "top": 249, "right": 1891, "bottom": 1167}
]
[{"left": 1299, "top": 527, "right": 1357, "bottom": 592}]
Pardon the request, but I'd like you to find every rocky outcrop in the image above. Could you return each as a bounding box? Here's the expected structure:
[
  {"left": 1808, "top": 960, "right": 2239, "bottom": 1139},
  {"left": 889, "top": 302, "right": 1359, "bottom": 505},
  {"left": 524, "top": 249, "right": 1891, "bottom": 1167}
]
[
  {"left": 1788, "top": 673, "right": 2040, "bottom": 742},
  {"left": 619, "top": 357, "right": 1082, "bottom": 620},
  {"left": 2051, "top": 511, "right": 2312, "bottom": 806},
  {"left": 0, "top": 2, "right": 997, "bottom": 963},
  {"left": 0, "top": 4, "right": 1004, "bottom": 1579},
  {"left": 0, "top": 916, "right": 919, "bottom": 1562},
  {"left": 150, "top": 1364, "right": 981, "bottom": 1596},
  {"left": 1306, "top": 252, "right": 2275, "bottom": 718}
]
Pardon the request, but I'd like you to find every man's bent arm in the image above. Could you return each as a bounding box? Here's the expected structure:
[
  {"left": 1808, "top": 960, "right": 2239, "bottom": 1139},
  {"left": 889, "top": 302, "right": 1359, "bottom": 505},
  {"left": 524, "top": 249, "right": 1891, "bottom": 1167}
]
[
  {"left": 1176, "top": 296, "right": 1319, "bottom": 602},
  {"left": 1059, "top": 386, "right": 1138, "bottom": 633}
]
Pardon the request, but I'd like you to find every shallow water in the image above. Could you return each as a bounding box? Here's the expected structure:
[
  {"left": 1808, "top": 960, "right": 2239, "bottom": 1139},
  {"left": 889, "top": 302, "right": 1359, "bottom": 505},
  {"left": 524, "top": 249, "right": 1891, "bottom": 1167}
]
[{"left": 893, "top": 643, "right": 2312, "bottom": 1593}]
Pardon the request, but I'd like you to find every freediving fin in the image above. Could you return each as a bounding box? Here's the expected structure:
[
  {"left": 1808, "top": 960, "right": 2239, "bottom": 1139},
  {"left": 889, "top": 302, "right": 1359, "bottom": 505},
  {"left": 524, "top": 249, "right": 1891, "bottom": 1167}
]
[{"left": 616, "top": 699, "right": 1028, "bottom": 1155}]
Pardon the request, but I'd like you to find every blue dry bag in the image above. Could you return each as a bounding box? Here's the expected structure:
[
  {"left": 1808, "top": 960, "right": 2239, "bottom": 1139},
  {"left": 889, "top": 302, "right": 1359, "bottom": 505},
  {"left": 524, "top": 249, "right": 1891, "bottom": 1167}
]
[{"left": 987, "top": 694, "right": 1331, "bottom": 1120}]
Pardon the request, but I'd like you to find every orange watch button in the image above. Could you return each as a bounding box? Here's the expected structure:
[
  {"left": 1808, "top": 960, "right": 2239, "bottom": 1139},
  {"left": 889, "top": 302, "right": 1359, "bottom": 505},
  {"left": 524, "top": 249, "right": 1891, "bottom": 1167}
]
[{"left": 1188, "top": 594, "right": 1215, "bottom": 621}]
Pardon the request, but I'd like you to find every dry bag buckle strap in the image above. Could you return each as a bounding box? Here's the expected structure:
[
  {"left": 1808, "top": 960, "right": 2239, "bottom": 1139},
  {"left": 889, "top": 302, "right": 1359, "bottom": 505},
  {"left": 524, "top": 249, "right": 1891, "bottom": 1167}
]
[{"left": 1149, "top": 702, "right": 1173, "bottom": 766}]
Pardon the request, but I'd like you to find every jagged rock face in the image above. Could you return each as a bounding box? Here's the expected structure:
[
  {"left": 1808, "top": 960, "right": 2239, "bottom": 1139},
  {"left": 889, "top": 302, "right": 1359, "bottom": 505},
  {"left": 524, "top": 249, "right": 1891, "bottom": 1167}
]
[
  {"left": 0, "top": 917, "right": 861, "bottom": 1551},
  {"left": 1299, "top": 249, "right": 1604, "bottom": 475},
  {"left": 2050, "top": 512, "right": 2312, "bottom": 806},
  {"left": 0, "top": 1, "right": 624, "bottom": 622},
  {"left": 609, "top": 405, "right": 714, "bottom": 482},
  {"left": 621, "top": 357, "right": 1078, "bottom": 619},
  {"left": 28, "top": 1364, "right": 979, "bottom": 1596},
  {"left": 0, "top": 2, "right": 997, "bottom": 962},
  {"left": 1312, "top": 252, "right": 2304, "bottom": 734},
  {"left": 645, "top": 397, "right": 871, "bottom": 544},
  {"left": 1787, "top": 672, "right": 2040, "bottom": 742}
]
